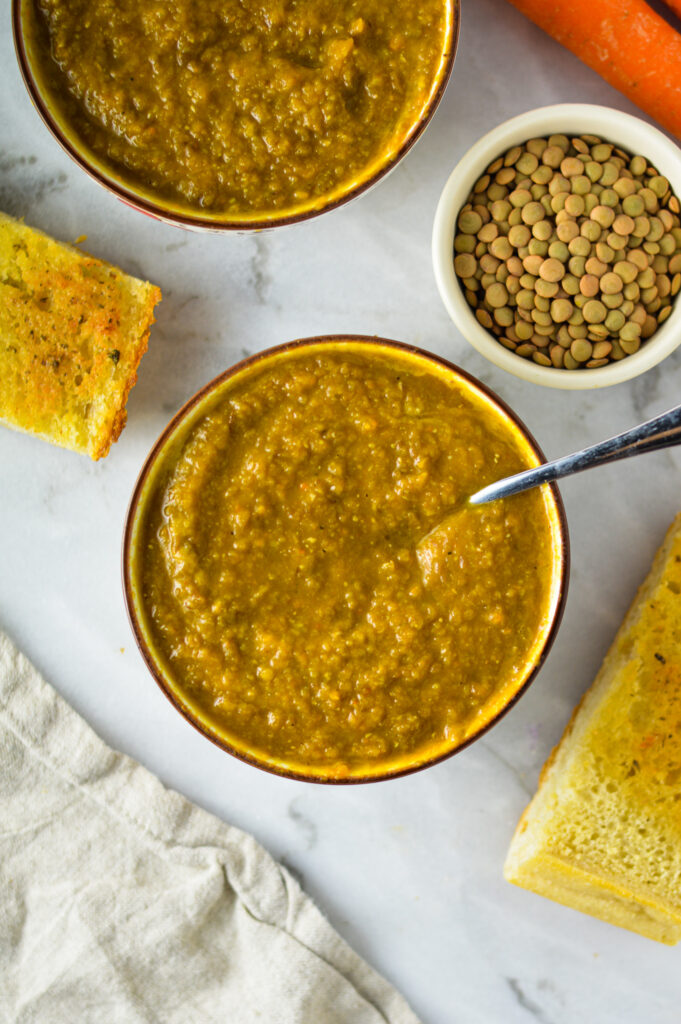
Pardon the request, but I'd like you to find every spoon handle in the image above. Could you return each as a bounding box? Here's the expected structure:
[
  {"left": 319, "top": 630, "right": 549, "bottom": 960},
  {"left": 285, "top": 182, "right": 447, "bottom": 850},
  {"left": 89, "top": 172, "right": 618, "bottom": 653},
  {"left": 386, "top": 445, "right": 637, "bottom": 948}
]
[{"left": 469, "top": 403, "right": 681, "bottom": 506}]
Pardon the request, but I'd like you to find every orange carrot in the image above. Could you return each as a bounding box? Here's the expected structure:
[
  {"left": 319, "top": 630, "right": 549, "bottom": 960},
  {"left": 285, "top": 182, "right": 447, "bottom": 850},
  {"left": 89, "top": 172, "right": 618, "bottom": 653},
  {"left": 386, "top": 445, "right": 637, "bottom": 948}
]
[
  {"left": 662, "top": 0, "right": 681, "bottom": 21},
  {"left": 504, "top": 0, "right": 681, "bottom": 139}
]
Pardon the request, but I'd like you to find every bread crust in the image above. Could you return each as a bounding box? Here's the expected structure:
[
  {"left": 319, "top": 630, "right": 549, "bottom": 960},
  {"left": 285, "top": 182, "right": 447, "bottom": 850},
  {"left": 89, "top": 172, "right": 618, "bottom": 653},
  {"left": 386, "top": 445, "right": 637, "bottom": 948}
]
[
  {"left": 505, "top": 513, "right": 681, "bottom": 944},
  {"left": 0, "top": 212, "right": 161, "bottom": 459}
]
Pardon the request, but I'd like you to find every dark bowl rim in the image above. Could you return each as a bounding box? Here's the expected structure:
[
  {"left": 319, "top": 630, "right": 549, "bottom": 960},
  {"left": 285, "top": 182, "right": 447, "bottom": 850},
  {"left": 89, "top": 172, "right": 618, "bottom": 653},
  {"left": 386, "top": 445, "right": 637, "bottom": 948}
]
[
  {"left": 13, "top": 0, "right": 460, "bottom": 232},
  {"left": 121, "top": 335, "right": 570, "bottom": 785}
]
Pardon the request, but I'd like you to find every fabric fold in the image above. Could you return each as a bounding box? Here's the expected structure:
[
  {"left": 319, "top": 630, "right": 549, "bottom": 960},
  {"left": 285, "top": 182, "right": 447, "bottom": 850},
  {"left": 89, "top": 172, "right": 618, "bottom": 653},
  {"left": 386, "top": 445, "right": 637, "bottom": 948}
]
[{"left": 0, "top": 631, "right": 419, "bottom": 1024}]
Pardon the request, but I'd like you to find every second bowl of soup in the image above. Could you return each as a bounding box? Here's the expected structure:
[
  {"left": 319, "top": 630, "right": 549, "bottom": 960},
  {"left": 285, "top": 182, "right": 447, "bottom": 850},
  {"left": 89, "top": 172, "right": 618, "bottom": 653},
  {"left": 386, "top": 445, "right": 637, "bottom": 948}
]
[{"left": 16, "top": 0, "right": 458, "bottom": 229}]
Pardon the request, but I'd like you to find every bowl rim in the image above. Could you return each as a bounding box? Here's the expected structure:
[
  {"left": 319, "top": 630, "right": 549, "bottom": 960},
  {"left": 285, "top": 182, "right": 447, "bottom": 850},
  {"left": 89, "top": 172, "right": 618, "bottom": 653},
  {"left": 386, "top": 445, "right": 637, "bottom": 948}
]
[
  {"left": 122, "top": 334, "right": 570, "bottom": 784},
  {"left": 432, "top": 103, "right": 681, "bottom": 390},
  {"left": 13, "top": 0, "right": 460, "bottom": 232}
]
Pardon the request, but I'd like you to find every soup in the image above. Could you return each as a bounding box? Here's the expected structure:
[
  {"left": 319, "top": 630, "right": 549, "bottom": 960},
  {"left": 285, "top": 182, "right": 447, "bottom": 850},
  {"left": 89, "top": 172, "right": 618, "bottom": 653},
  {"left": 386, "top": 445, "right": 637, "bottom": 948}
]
[{"left": 129, "top": 343, "right": 564, "bottom": 779}]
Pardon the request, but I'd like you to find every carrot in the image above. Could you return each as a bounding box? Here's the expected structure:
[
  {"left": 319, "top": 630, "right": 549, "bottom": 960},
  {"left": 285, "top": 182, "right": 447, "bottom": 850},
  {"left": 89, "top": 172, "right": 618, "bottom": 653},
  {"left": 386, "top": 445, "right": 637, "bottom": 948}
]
[
  {"left": 504, "top": 0, "right": 681, "bottom": 139},
  {"left": 661, "top": 0, "right": 681, "bottom": 22}
]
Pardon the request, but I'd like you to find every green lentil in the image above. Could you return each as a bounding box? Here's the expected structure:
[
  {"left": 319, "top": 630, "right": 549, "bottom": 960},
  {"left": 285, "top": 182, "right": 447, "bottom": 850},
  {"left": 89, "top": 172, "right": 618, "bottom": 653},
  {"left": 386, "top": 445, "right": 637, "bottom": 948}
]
[
  {"left": 539, "top": 258, "right": 565, "bottom": 283},
  {"left": 535, "top": 278, "right": 559, "bottom": 299},
  {"left": 532, "top": 165, "right": 554, "bottom": 185},
  {"left": 622, "top": 194, "right": 645, "bottom": 218},
  {"left": 454, "top": 254, "right": 476, "bottom": 278},
  {"left": 583, "top": 299, "right": 607, "bottom": 324},
  {"left": 522, "top": 202, "right": 546, "bottom": 225},
  {"left": 490, "top": 237, "right": 513, "bottom": 260},
  {"left": 459, "top": 210, "right": 483, "bottom": 234},
  {"left": 585, "top": 256, "right": 608, "bottom": 277},
  {"left": 453, "top": 134, "right": 681, "bottom": 371},
  {"left": 620, "top": 336, "right": 641, "bottom": 354},
  {"left": 527, "top": 138, "right": 547, "bottom": 157},
  {"left": 480, "top": 254, "right": 500, "bottom": 274},
  {"left": 486, "top": 283, "right": 509, "bottom": 308},
  {"left": 613, "top": 214, "right": 635, "bottom": 236},
  {"left": 600, "top": 162, "right": 619, "bottom": 187},
  {"left": 591, "top": 205, "right": 615, "bottom": 228},
  {"left": 551, "top": 298, "right": 573, "bottom": 322},
  {"left": 581, "top": 220, "right": 601, "bottom": 242},
  {"left": 605, "top": 309, "right": 626, "bottom": 332},
  {"left": 528, "top": 239, "right": 549, "bottom": 257},
  {"left": 533, "top": 220, "right": 553, "bottom": 241},
  {"left": 608, "top": 231, "right": 628, "bottom": 251},
  {"left": 650, "top": 175, "right": 670, "bottom": 198},
  {"left": 579, "top": 274, "right": 599, "bottom": 297},
  {"left": 487, "top": 184, "right": 507, "bottom": 202},
  {"left": 494, "top": 306, "right": 514, "bottom": 327},
  {"left": 541, "top": 145, "right": 563, "bottom": 168},
  {"left": 629, "top": 155, "right": 647, "bottom": 176},
  {"left": 548, "top": 241, "right": 570, "bottom": 262},
  {"left": 515, "top": 320, "right": 535, "bottom": 340},
  {"left": 570, "top": 339, "right": 592, "bottom": 362},
  {"left": 548, "top": 344, "right": 565, "bottom": 368},
  {"left": 640, "top": 187, "right": 659, "bottom": 213},
  {"left": 565, "top": 194, "right": 585, "bottom": 217},
  {"left": 561, "top": 157, "right": 584, "bottom": 177},
  {"left": 510, "top": 188, "right": 532, "bottom": 208},
  {"left": 569, "top": 236, "right": 591, "bottom": 257},
  {"left": 549, "top": 175, "right": 570, "bottom": 196},
  {"left": 478, "top": 223, "right": 498, "bottom": 244},
  {"left": 556, "top": 220, "right": 579, "bottom": 243},
  {"left": 600, "top": 272, "right": 624, "bottom": 295},
  {"left": 455, "top": 234, "right": 475, "bottom": 253},
  {"left": 516, "top": 152, "right": 539, "bottom": 175},
  {"left": 613, "top": 177, "right": 637, "bottom": 199},
  {"left": 572, "top": 175, "right": 592, "bottom": 196}
]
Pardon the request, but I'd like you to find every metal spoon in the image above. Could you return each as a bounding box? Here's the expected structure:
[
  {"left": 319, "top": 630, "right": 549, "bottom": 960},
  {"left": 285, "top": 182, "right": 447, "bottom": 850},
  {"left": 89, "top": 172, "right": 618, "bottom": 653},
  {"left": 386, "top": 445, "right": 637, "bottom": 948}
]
[{"left": 469, "top": 402, "right": 681, "bottom": 506}]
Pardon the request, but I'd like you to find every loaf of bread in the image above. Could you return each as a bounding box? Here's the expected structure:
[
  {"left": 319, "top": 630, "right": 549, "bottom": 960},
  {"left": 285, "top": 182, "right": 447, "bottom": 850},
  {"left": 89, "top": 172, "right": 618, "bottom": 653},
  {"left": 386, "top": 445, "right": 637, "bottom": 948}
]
[
  {"left": 504, "top": 512, "right": 681, "bottom": 944},
  {"left": 0, "top": 212, "right": 161, "bottom": 459}
]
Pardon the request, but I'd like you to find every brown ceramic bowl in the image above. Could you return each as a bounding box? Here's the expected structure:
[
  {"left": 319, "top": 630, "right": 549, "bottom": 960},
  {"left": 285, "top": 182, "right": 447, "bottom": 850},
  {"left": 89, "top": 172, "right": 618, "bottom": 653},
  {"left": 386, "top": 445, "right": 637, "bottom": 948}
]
[
  {"left": 122, "top": 336, "right": 569, "bottom": 783},
  {"left": 13, "top": 0, "right": 459, "bottom": 232}
]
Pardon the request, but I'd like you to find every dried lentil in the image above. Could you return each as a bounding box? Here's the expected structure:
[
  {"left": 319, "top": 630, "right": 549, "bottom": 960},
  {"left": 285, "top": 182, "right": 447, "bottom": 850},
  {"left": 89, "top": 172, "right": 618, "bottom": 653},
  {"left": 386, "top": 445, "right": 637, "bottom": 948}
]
[{"left": 453, "top": 133, "right": 681, "bottom": 370}]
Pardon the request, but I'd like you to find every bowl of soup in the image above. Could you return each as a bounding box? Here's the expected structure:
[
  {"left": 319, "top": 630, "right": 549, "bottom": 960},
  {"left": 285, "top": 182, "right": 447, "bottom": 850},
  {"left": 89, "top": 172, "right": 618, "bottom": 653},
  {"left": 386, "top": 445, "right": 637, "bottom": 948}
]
[
  {"left": 14, "top": 0, "right": 459, "bottom": 231},
  {"left": 123, "top": 336, "right": 569, "bottom": 782}
]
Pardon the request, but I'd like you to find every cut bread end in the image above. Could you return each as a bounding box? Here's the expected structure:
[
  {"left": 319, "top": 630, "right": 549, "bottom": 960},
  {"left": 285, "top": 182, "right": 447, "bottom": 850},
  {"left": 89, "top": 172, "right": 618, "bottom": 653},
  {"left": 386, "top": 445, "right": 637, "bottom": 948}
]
[
  {"left": 0, "top": 212, "right": 161, "bottom": 459},
  {"left": 505, "top": 512, "right": 681, "bottom": 944},
  {"left": 504, "top": 848, "right": 681, "bottom": 945}
]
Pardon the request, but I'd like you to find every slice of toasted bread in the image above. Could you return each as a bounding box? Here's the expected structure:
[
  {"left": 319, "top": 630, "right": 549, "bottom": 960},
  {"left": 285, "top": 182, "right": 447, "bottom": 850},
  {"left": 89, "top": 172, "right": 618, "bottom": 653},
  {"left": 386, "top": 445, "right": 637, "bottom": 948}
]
[
  {"left": 0, "top": 212, "right": 161, "bottom": 459},
  {"left": 504, "top": 513, "right": 681, "bottom": 944}
]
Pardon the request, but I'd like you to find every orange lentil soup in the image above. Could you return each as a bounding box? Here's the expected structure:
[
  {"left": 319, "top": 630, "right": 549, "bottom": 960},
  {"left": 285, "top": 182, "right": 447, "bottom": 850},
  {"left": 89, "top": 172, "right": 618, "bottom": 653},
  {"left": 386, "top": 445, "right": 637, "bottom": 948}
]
[
  {"left": 129, "top": 343, "right": 564, "bottom": 779},
  {"left": 26, "top": 0, "right": 454, "bottom": 220}
]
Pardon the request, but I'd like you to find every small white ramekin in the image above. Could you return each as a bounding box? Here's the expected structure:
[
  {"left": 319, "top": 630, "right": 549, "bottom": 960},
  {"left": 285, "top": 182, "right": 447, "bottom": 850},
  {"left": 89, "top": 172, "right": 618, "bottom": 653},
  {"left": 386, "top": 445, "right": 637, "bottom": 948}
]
[{"left": 432, "top": 104, "right": 681, "bottom": 390}]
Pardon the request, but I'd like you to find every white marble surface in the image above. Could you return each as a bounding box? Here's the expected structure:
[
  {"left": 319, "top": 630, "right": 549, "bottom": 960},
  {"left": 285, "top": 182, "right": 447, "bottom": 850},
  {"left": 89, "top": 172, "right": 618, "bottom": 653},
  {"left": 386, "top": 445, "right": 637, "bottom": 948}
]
[{"left": 2, "top": 2, "right": 681, "bottom": 1021}]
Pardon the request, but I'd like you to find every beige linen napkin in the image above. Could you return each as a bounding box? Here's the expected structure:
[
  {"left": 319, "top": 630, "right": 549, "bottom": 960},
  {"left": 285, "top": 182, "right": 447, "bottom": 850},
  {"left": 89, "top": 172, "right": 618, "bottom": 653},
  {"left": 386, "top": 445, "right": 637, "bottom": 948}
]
[{"left": 0, "top": 631, "right": 419, "bottom": 1024}]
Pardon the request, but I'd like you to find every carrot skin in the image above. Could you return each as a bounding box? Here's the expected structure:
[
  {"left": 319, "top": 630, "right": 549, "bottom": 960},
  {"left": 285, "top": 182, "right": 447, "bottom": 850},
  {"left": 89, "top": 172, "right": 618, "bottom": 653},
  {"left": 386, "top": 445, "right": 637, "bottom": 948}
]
[
  {"left": 661, "top": 0, "right": 681, "bottom": 20},
  {"left": 505, "top": 0, "right": 681, "bottom": 139}
]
